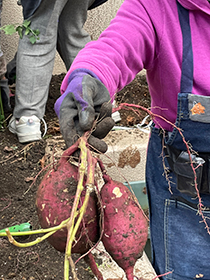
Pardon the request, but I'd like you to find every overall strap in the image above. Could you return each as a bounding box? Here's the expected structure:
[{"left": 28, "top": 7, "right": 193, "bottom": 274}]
[{"left": 177, "top": 1, "right": 193, "bottom": 93}]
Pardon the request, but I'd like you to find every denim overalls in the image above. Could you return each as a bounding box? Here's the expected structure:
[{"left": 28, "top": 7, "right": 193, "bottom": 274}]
[{"left": 146, "top": 2, "right": 210, "bottom": 279}]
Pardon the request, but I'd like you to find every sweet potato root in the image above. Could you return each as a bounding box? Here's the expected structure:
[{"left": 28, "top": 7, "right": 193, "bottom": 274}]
[
  {"left": 36, "top": 144, "right": 104, "bottom": 280},
  {"left": 36, "top": 145, "right": 99, "bottom": 254},
  {"left": 100, "top": 173, "right": 148, "bottom": 280}
]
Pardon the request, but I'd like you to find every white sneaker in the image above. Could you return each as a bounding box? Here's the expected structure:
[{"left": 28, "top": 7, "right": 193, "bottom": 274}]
[{"left": 8, "top": 115, "right": 44, "bottom": 143}]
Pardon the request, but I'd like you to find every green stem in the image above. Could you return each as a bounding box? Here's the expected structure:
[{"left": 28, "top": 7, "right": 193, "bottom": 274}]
[
  {"left": 2, "top": 216, "right": 72, "bottom": 246},
  {"left": 64, "top": 136, "right": 88, "bottom": 280},
  {"left": 65, "top": 147, "right": 97, "bottom": 280},
  {"left": 0, "top": 220, "right": 67, "bottom": 237},
  {"left": 6, "top": 228, "right": 57, "bottom": 248}
]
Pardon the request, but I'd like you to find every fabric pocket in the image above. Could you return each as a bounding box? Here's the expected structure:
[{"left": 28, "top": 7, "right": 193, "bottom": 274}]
[
  {"left": 165, "top": 145, "right": 205, "bottom": 197},
  {"left": 199, "top": 155, "right": 210, "bottom": 194},
  {"left": 173, "top": 151, "right": 204, "bottom": 197},
  {"left": 164, "top": 199, "right": 210, "bottom": 280}
]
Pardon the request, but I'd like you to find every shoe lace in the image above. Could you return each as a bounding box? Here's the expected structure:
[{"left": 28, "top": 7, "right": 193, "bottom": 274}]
[{"left": 41, "top": 118, "right": 47, "bottom": 138}]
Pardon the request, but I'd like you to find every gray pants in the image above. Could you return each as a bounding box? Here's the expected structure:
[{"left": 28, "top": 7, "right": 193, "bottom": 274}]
[
  {"left": 0, "top": 54, "right": 7, "bottom": 79},
  {"left": 14, "top": 0, "right": 95, "bottom": 119}
]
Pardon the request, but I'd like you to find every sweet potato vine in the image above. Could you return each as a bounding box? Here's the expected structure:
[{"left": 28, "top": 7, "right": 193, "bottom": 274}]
[{"left": 114, "top": 103, "right": 210, "bottom": 234}]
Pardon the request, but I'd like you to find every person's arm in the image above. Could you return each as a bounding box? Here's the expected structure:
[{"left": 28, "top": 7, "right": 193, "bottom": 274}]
[
  {"left": 56, "top": 0, "right": 161, "bottom": 151},
  {"left": 61, "top": 0, "right": 159, "bottom": 97}
]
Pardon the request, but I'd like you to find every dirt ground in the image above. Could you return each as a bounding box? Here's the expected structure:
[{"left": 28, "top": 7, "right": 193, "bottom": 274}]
[{"left": 0, "top": 73, "right": 150, "bottom": 280}]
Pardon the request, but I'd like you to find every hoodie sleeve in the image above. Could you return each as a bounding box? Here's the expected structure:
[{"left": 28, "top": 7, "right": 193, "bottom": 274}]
[{"left": 61, "top": 0, "right": 163, "bottom": 98}]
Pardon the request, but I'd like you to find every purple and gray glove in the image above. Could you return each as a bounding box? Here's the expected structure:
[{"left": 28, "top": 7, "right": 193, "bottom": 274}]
[{"left": 54, "top": 69, "right": 115, "bottom": 153}]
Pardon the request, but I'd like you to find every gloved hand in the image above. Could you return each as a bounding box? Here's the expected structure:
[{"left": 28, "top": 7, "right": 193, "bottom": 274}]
[{"left": 54, "top": 69, "right": 115, "bottom": 153}]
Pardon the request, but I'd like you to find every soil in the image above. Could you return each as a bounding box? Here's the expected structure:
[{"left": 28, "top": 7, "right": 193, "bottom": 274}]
[{"left": 0, "top": 73, "right": 150, "bottom": 280}]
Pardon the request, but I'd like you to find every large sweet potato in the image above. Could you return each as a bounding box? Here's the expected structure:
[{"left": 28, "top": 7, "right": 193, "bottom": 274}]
[
  {"left": 101, "top": 173, "right": 148, "bottom": 280},
  {"left": 36, "top": 146, "right": 100, "bottom": 254},
  {"left": 36, "top": 145, "right": 105, "bottom": 280}
]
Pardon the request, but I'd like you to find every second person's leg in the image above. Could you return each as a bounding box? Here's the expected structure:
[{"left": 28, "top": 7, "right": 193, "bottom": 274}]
[
  {"left": 57, "top": 0, "right": 95, "bottom": 70},
  {"left": 9, "top": 0, "right": 68, "bottom": 143}
]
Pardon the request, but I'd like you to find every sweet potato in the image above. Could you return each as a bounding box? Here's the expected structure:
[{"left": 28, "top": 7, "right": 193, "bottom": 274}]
[
  {"left": 36, "top": 145, "right": 104, "bottom": 279},
  {"left": 100, "top": 173, "right": 148, "bottom": 280},
  {"left": 36, "top": 145, "right": 100, "bottom": 253}
]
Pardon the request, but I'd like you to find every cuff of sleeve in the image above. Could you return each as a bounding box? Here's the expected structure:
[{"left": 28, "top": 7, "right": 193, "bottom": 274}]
[{"left": 61, "top": 68, "right": 101, "bottom": 95}]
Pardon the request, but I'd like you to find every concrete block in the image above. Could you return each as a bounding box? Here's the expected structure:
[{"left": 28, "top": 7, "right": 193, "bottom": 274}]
[
  {"left": 93, "top": 243, "right": 158, "bottom": 280},
  {"left": 98, "top": 128, "right": 149, "bottom": 183}
]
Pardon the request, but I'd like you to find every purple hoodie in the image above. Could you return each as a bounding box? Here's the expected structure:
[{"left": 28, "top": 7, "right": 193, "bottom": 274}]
[{"left": 61, "top": 0, "right": 210, "bottom": 131}]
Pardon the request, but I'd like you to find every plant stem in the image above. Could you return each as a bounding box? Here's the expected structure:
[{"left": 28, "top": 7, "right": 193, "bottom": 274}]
[
  {"left": 0, "top": 218, "right": 70, "bottom": 237},
  {"left": 4, "top": 217, "right": 72, "bottom": 246},
  {"left": 6, "top": 228, "right": 57, "bottom": 247},
  {"left": 69, "top": 256, "right": 79, "bottom": 280},
  {"left": 115, "top": 103, "right": 210, "bottom": 234},
  {"left": 64, "top": 136, "right": 88, "bottom": 280}
]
